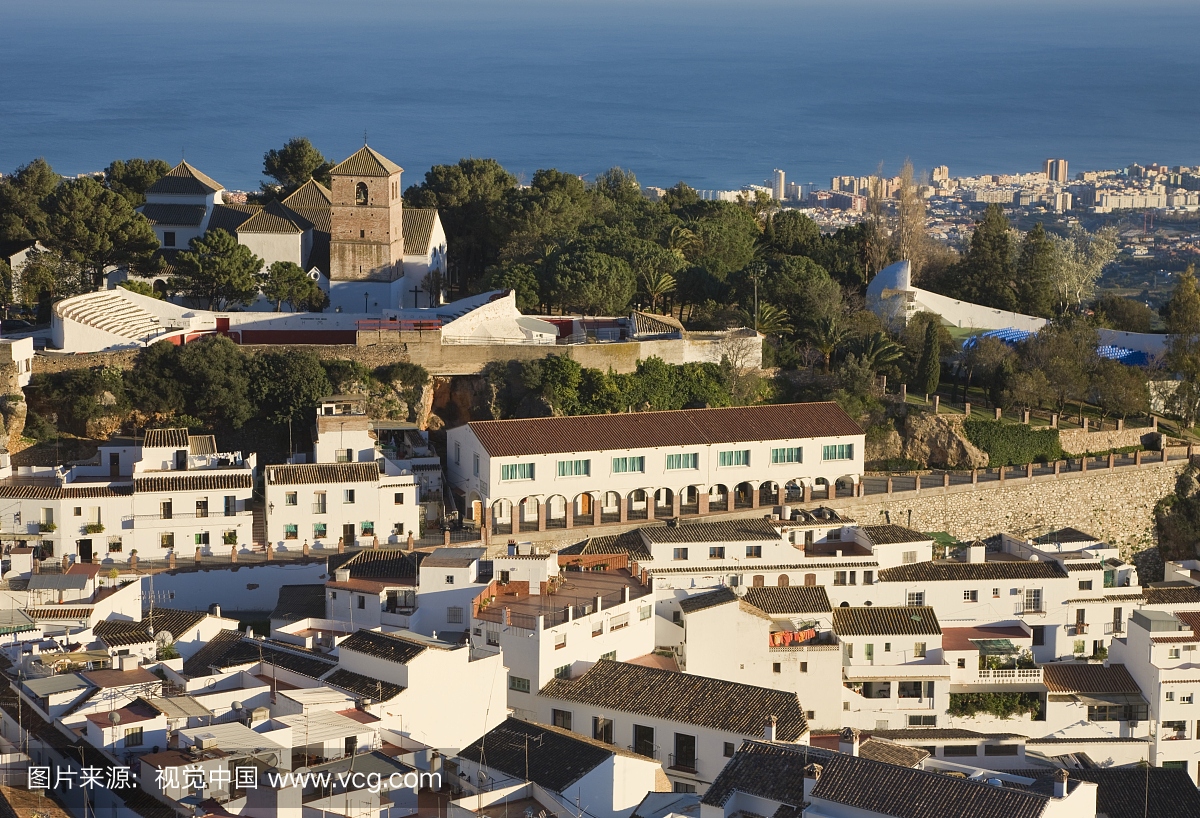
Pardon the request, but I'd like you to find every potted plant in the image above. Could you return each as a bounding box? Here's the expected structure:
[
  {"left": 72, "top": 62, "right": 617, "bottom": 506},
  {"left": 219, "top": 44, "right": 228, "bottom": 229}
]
[
  {"left": 85, "top": 523, "right": 104, "bottom": 534},
  {"left": 38, "top": 522, "right": 56, "bottom": 533}
]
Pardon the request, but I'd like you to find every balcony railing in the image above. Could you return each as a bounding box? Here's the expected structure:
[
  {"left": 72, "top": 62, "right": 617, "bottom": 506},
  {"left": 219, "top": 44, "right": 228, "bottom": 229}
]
[
  {"left": 1070, "top": 623, "right": 1089, "bottom": 636},
  {"left": 974, "top": 668, "right": 1043, "bottom": 683},
  {"left": 667, "top": 754, "right": 698, "bottom": 774},
  {"left": 125, "top": 510, "right": 251, "bottom": 527},
  {"left": 1014, "top": 603, "right": 1046, "bottom": 616}
]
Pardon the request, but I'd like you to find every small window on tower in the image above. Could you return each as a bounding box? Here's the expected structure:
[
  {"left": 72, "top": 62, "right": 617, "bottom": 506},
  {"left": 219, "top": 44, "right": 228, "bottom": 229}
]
[
  {"left": 360, "top": 229, "right": 365, "bottom": 238},
  {"left": 355, "top": 181, "right": 368, "bottom": 206}
]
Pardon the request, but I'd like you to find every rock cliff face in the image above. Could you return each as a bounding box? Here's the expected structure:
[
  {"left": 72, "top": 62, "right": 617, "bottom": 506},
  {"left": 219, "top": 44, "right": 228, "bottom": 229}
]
[
  {"left": 901, "top": 412, "right": 989, "bottom": 469},
  {"left": 0, "top": 397, "right": 26, "bottom": 452}
]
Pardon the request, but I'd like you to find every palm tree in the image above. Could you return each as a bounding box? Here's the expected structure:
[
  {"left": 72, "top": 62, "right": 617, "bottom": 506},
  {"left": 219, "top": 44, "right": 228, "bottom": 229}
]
[
  {"left": 745, "top": 302, "right": 793, "bottom": 338},
  {"left": 641, "top": 269, "right": 676, "bottom": 314},
  {"left": 666, "top": 224, "right": 699, "bottom": 263},
  {"left": 849, "top": 331, "right": 903, "bottom": 373},
  {"left": 805, "top": 315, "right": 848, "bottom": 372}
]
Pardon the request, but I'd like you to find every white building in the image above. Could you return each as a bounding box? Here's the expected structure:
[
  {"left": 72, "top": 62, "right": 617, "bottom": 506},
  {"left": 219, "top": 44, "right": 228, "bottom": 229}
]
[{"left": 446, "top": 402, "right": 865, "bottom": 534}]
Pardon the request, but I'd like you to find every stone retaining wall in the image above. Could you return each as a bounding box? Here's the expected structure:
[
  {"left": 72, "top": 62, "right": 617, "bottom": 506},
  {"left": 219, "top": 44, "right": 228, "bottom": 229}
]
[{"left": 1059, "top": 426, "right": 1157, "bottom": 456}]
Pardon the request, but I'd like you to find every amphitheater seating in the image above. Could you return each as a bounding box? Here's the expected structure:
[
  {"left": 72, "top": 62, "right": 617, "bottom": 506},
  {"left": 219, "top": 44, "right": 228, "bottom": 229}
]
[{"left": 57, "top": 291, "right": 166, "bottom": 344}]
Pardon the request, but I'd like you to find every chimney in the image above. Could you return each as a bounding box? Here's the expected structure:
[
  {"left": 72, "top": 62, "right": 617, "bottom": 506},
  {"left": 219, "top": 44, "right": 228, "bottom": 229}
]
[
  {"left": 802, "top": 762, "right": 822, "bottom": 801},
  {"left": 335, "top": 568, "right": 351, "bottom": 583},
  {"left": 763, "top": 715, "right": 778, "bottom": 742},
  {"left": 839, "top": 726, "right": 860, "bottom": 756},
  {"left": 967, "top": 542, "right": 985, "bottom": 563},
  {"left": 1053, "top": 768, "right": 1069, "bottom": 798},
  {"left": 208, "top": 603, "right": 221, "bottom": 618}
]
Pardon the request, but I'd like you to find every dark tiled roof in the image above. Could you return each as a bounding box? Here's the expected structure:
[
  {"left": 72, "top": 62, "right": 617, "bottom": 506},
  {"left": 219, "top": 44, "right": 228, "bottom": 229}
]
[
  {"left": 182, "top": 629, "right": 335, "bottom": 679},
  {"left": 271, "top": 584, "right": 327, "bottom": 623},
  {"left": 402, "top": 208, "right": 438, "bottom": 254},
  {"left": 331, "top": 146, "right": 403, "bottom": 177},
  {"left": 331, "top": 549, "right": 424, "bottom": 580},
  {"left": 679, "top": 587, "right": 737, "bottom": 614},
  {"left": 646, "top": 560, "right": 878, "bottom": 575},
  {"left": 809, "top": 753, "right": 1051, "bottom": 818},
  {"left": 1040, "top": 768, "right": 1200, "bottom": 818},
  {"left": 143, "top": 428, "right": 189, "bottom": 448},
  {"left": 189, "top": 434, "right": 217, "bottom": 455},
  {"left": 467, "top": 402, "right": 863, "bottom": 458},
  {"left": 832, "top": 606, "right": 940, "bottom": 636},
  {"left": 539, "top": 660, "right": 807, "bottom": 740},
  {"left": 94, "top": 608, "right": 207, "bottom": 647},
  {"left": 742, "top": 586, "right": 831, "bottom": 614},
  {"left": 1062, "top": 561, "right": 1103, "bottom": 572},
  {"left": 145, "top": 161, "right": 223, "bottom": 196},
  {"left": 879, "top": 560, "right": 1067, "bottom": 583},
  {"left": 560, "top": 529, "right": 652, "bottom": 560},
  {"left": 702, "top": 740, "right": 834, "bottom": 807},
  {"left": 1144, "top": 585, "right": 1200, "bottom": 605},
  {"left": 0, "top": 482, "right": 131, "bottom": 499},
  {"left": 140, "top": 203, "right": 206, "bottom": 226},
  {"left": 265, "top": 462, "right": 380, "bottom": 485},
  {"left": 338, "top": 629, "right": 427, "bottom": 664},
  {"left": 282, "top": 179, "right": 333, "bottom": 209},
  {"left": 1033, "top": 527, "right": 1099, "bottom": 544},
  {"left": 857, "top": 738, "right": 930, "bottom": 767},
  {"left": 236, "top": 201, "right": 305, "bottom": 234},
  {"left": 869, "top": 728, "right": 1022, "bottom": 741},
  {"left": 205, "top": 203, "right": 258, "bottom": 234},
  {"left": 1025, "top": 735, "right": 1148, "bottom": 744},
  {"left": 323, "top": 668, "right": 404, "bottom": 702},
  {"left": 134, "top": 472, "right": 252, "bottom": 493},
  {"left": 640, "top": 518, "right": 781, "bottom": 544},
  {"left": 1042, "top": 663, "right": 1142, "bottom": 694},
  {"left": 459, "top": 717, "right": 634, "bottom": 792},
  {"left": 859, "top": 525, "right": 930, "bottom": 545}
]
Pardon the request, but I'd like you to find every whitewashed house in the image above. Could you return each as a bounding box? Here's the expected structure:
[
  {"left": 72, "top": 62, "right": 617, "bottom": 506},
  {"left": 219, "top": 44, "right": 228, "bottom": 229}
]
[{"left": 446, "top": 402, "right": 865, "bottom": 533}]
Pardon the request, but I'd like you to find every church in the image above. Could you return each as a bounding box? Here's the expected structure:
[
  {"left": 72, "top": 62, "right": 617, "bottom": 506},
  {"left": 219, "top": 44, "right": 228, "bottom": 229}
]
[{"left": 137, "top": 146, "right": 447, "bottom": 312}]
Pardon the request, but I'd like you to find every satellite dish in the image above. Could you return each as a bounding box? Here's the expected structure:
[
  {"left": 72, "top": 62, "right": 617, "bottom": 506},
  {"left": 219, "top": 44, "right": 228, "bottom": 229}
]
[
  {"left": 109, "top": 711, "right": 122, "bottom": 725},
  {"left": 733, "top": 584, "right": 748, "bottom": 597},
  {"left": 231, "top": 701, "right": 244, "bottom": 712},
  {"left": 155, "top": 631, "right": 174, "bottom": 648}
]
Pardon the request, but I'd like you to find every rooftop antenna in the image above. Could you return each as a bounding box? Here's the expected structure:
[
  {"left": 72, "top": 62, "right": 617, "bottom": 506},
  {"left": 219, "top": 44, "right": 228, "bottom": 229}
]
[{"left": 363, "top": 130, "right": 368, "bottom": 146}]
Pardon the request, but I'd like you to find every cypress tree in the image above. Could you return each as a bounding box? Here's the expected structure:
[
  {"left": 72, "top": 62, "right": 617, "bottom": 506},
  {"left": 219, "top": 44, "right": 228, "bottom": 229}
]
[
  {"left": 1015, "top": 223, "right": 1056, "bottom": 318},
  {"left": 917, "top": 321, "right": 941, "bottom": 396}
]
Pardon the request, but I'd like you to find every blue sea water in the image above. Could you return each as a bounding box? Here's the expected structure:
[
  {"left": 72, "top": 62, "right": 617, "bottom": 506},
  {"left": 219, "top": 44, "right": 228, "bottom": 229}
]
[{"left": 1, "top": 0, "right": 1198, "bottom": 191}]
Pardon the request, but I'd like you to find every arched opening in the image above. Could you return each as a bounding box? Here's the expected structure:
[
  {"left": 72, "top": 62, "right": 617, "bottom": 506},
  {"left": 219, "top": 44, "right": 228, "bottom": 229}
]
[
  {"left": 627, "top": 489, "right": 649, "bottom": 521},
  {"left": 355, "top": 181, "right": 369, "bottom": 206},
  {"left": 679, "top": 486, "right": 700, "bottom": 516},
  {"left": 709, "top": 484, "right": 730, "bottom": 513},
  {"left": 491, "top": 499, "right": 513, "bottom": 536},
  {"left": 152, "top": 279, "right": 169, "bottom": 297},
  {"left": 734, "top": 482, "right": 755, "bottom": 509},
  {"left": 752, "top": 574, "right": 765, "bottom": 587},
  {"left": 836, "top": 475, "right": 858, "bottom": 498},
  {"left": 654, "top": 488, "right": 675, "bottom": 517},
  {"left": 804, "top": 573, "right": 816, "bottom": 586},
  {"left": 600, "top": 491, "right": 622, "bottom": 524},
  {"left": 518, "top": 497, "right": 541, "bottom": 532},
  {"left": 546, "top": 495, "right": 568, "bottom": 529},
  {"left": 813, "top": 477, "right": 831, "bottom": 500},
  {"left": 759, "top": 481, "right": 780, "bottom": 506},
  {"left": 777, "top": 574, "right": 790, "bottom": 587},
  {"left": 839, "top": 601, "right": 850, "bottom": 607},
  {"left": 573, "top": 493, "right": 595, "bottom": 527},
  {"left": 784, "top": 480, "right": 804, "bottom": 504}
]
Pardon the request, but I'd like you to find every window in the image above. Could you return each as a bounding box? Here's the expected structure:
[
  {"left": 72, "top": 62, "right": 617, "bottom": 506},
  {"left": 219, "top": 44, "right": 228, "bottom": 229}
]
[
  {"left": 554, "top": 664, "right": 570, "bottom": 679},
  {"left": 163, "top": 231, "right": 176, "bottom": 247},
  {"left": 964, "top": 590, "right": 978, "bottom": 602},
  {"left": 357, "top": 596, "right": 366, "bottom": 610},
  {"left": 313, "top": 523, "right": 327, "bottom": 539},
  {"left": 983, "top": 744, "right": 1019, "bottom": 757},
  {"left": 284, "top": 524, "right": 298, "bottom": 540},
  {"left": 1089, "top": 704, "right": 1148, "bottom": 722},
  {"left": 284, "top": 492, "right": 297, "bottom": 506},
  {"left": 718, "top": 450, "right": 750, "bottom": 467},
  {"left": 884, "top": 643, "right": 891, "bottom": 652},
  {"left": 723, "top": 742, "right": 735, "bottom": 758},
  {"left": 124, "top": 727, "right": 144, "bottom": 747},
  {"left": 594, "top": 717, "right": 614, "bottom": 744},
  {"left": 672, "top": 610, "right": 681, "bottom": 624},
  {"left": 313, "top": 492, "right": 327, "bottom": 513},
  {"left": 673, "top": 783, "right": 697, "bottom": 794},
  {"left": 957, "top": 658, "right": 966, "bottom": 668},
  {"left": 822, "top": 443, "right": 854, "bottom": 461},
  {"left": 1079, "top": 580, "right": 1093, "bottom": 591},
  {"left": 709, "top": 546, "right": 725, "bottom": 559},
  {"left": 633, "top": 724, "right": 655, "bottom": 757},
  {"left": 600, "top": 650, "right": 616, "bottom": 660},
  {"left": 344, "top": 489, "right": 356, "bottom": 504},
  {"left": 473, "top": 454, "right": 479, "bottom": 477},
  {"left": 394, "top": 492, "right": 404, "bottom": 505},
  {"left": 160, "top": 533, "right": 174, "bottom": 549},
  {"left": 746, "top": 545, "right": 762, "bottom": 558},
  {"left": 863, "top": 570, "right": 874, "bottom": 585},
  {"left": 1169, "top": 648, "right": 1182, "bottom": 659},
  {"left": 551, "top": 709, "right": 572, "bottom": 730},
  {"left": 772, "top": 662, "right": 781, "bottom": 673},
  {"left": 1024, "top": 588, "right": 1043, "bottom": 613},
  {"left": 447, "top": 606, "right": 464, "bottom": 624},
  {"left": 1073, "top": 640, "right": 1086, "bottom": 654},
  {"left": 834, "top": 571, "right": 847, "bottom": 586},
  {"left": 907, "top": 591, "right": 924, "bottom": 606},
  {"left": 639, "top": 605, "right": 652, "bottom": 620},
  {"left": 361, "top": 521, "right": 374, "bottom": 536},
  {"left": 902, "top": 550, "right": 918, "bottom": 564},
  {"left": 195, "top": 531, "right": 209, "bottom": 545},
  {"left": 943, "top": 744, "right": 978, "bottom": 757},
  {"left": 665, "top": 453, "right": 698, "bottom": 470},
  {"left": 160, "top": 500, "right": 173, "bottom": 520},
  {"left": 845, "top": 643, "right": 853, "bottom": 659},
  {"left": 554, "top": 633, "right": 567, "bottom": 650},
  {"left": 557, "top": 459, "right": 591, "bottom": 477},
  {"left": 992, "top": 588, "right": 1000, "bottom": 598},
  {"left": 771, "top": 447, "right": 802, "bottom": 464},
  {"left": 196, "top": 499, "right": 208, "bottom": 518},
  {"left": 592, "top": 621, "right": 604, "bottom": 637},
  {"left": 74, "top": 507, "right": 82, "bottom": 517},
  {"left": 501, "top": 463, "right": 535, "bottom": 481},
  {"left": 355, "top": 181, "right": 368, "bottom": 206},
  {"left": 673, "top": 733, "right": 697, "bottom": 771},
  {"left": 610, "top": 613, "right": 630, "bottom": 631},
  {"left": 1163, "top": 761, "right": 1188, "bottom": 770},
  {"left": 1031, "top": 625, "right": 1045, "bottom": 646},
  {"left": 224, "top": 495, "right": 237, "bottom": 516},
  {"left": 445, "top": 575, "right": 455, "bottom": 585},
  {"left": 107, "top": 538, "right": 122, "bottom": 553},
  {"left": 611, "top": 456, "right": 645, "bottom": 474},
  {"left": 673, "top": 547, "right": 689, "bottom": 560},
  {"left": 914, "top": 642, "right": 927, "bottom": 658},
  {"left": 907, "top": 715, "right": 937, "bottom": 727},
  {"left": 454, "top": 442, "right": 461, "bottom": 465},
  {"left": 1166, "top": 692, "right": 1175, "bottom": 702},
  {"left": 800, "top": 662, "right": 808, "bottom": 672}
]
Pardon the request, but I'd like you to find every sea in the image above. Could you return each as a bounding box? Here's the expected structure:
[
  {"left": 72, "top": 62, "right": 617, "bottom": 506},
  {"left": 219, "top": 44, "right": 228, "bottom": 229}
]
[{"left": 2, "top": 0, "right": 1199, "bottom": 192}]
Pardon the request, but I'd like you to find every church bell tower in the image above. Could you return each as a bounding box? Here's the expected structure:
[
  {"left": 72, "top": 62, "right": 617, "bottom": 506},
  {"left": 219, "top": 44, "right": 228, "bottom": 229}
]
[{"left": 328, "top": 145, "right": 404, "bottom": 281}]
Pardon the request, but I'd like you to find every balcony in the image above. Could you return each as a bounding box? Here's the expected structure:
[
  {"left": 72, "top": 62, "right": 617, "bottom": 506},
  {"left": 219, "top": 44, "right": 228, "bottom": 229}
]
[
  {"left": 1070, "top": 623, "right": 1089, "bottom": 636},
  {"left": 667, "top": 755, "right": 698, "bottom": 774},
  {"left": 125, "top": 510, "right": 252, "bottom": 528},
  {"left": 974, "top": 668, "right": 1043, "bottom": 684},
  {"left": 1014, "top": 604, "right": 1046, "bottom": 617}
]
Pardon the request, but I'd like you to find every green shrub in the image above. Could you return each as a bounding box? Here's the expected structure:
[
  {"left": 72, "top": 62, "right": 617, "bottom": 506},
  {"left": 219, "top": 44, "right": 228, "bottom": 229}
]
[
  {"left": 963, "top": 420, "right": 1062, "bottom": 466},
  {"left": 949, "top": 691, "right": 1042, "bottom": 720}
]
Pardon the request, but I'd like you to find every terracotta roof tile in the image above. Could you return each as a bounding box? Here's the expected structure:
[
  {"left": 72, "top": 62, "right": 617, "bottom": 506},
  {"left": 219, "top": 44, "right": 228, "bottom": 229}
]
[
  {"left": 146, "top": 161, "right": 223, "bottom": 196},
  {"left": 281, "top": 179, "right": 333, "bottom": 209},
  {"left": 631, "top": 311, "right": 684, "bottom": 337},
  {"left": 236, "top": 201, "right": 305, "bottom": 234},
  {"left": 742, "top": 586, "right": 832, "bottom": 614},
  {"left": 560, "top": 530, "right": 652, "bottom": 560},
  {"left": 640, "top": 518, "right": 782, "bottom": 544},
  {"left": 134, "top": 472, "right": 251, "bottom": 493},
  {"left": 857, "top": 737, "right": 930, "bottom": 767},
  {"left": 1145, "top": 586, "right": 1200, "bottom": 605},
  {"left": 1040, "top": 768, "right": 1200, "bottom": 818},
  {"left": 143, "top": 428, "right": 189, "bottom": 448},
  {"left": 323, "top": 668, "right": 404, "bottom": 702},
  {"left": 330, "top": 146, "right": 402, "bottom": 178},
  {"left": 859, "top": 525, "right": 930, "bottom": 545},
  {"left": 338, "top": 629, "right": 427, "bottom": 664},
  {"left": 466, "top": 402, "right": 863, "bottom": 458},
  {"left": 402, "top": 208, "right": 438, "bottom": 255},
  {"left": 1042, "top": 662, "right": 1142, "bottom": 694},
  {"left": 539, "top": 659, "right": 808, "bottom": 740},
  {"left": 879, "top": 560, "right": 1067, "bottom": 583},
  {"left": 0, "top": 481, "right": 131, "bottom": 499},
  {"left": 205, "top": 203, "right": 258, "bottom": 234},
  {"left": 832, "top": 606, "right": 940, "bottom": 636},
  {"left": 265, "top": 462, "right": 380, "bottom": 485}
]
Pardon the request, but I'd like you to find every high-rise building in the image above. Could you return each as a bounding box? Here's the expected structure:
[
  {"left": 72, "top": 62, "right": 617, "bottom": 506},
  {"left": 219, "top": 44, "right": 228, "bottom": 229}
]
[
  {"left": 931, "top": 165, "right": 950, "bottom": 182},
  {"left": 1043, "top": 158, "right": 1069, "bottom": 184},
  {"left": 772, "top": 169, "right": 785, "bottom": 200}
]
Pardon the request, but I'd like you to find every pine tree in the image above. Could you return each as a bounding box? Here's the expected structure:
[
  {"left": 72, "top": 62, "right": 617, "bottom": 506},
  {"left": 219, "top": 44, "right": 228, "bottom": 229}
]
[
  {"left": 956, "top": 205, "right": 1016, "bottom": 311},
  {"left": 1015, "top": 223, "right": 1056, "bottom": 318}
]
